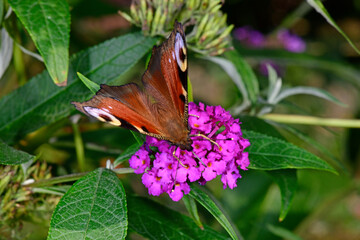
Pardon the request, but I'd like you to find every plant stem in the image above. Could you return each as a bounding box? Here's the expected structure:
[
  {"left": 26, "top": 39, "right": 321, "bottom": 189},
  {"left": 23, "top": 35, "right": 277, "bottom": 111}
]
[
  {"left": 23, "top": 168, "right": 134, "bottom": 188},
  {"left": 72, "top": 122, "right": 85, "bottom": 172},
  {"left": 24, "top": 172, "right": 88, "bottom": 187},
  {"left": 10, "top": 15, "right": 27, "bottom": 85},
  {"left": 272, "top": 1, "right": 312, "bottom": 34},
  {"left": 261, "top": 114, "right": 360, "bottom": 128}
]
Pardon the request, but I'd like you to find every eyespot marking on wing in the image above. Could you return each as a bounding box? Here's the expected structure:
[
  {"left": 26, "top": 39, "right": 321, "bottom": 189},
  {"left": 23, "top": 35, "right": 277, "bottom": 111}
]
[
  {"left": 175, "top": 32, "right": 187, "bottom": 72},
  {"left": 141, "top": 126, "right": 149, "bottom": 133},
  {"left": 83, "top": 106, "right": 121, "bottom": 126},
  {"left": 179, "top": 94, "right": 186, "bottom": 103},
  {"left": 99, "top": 114, "right": 112, "bottom": 122}
]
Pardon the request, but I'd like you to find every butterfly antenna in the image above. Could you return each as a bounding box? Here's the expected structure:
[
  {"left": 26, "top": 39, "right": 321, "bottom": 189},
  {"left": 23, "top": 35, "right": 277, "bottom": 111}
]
[
  {"left": 191, "top": 150, "right": 206, "bottom": 167},
  {"left": 190, "top": 133, "right": 220, "bottom": 149},
  {"left": 172, "top": 161, "right": 180, "bottom": 191}
]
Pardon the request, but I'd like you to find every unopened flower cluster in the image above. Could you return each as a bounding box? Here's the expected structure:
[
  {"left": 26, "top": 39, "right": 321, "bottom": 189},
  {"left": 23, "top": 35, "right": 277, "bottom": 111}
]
[
  {"left": 119, "top": 0, "right": 233, "bottom": 56},
  {"left": 129, "top": 102, "right": 250, "bottom": 201}
]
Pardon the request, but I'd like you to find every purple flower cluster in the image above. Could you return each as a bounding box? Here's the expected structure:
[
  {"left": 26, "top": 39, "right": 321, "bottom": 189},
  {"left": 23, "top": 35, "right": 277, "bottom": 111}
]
[
  {"left": 233, "top": 26, "right": 306, "bottom": 76},
  {"left": 233, "top": 26, "right": 265, "bottom": 48},
  {"left": 129, "top": 102, "right": 250, "bottom": 201},
  {"left": 277, "top": 29, "right": 306, "bottom": 53},
  {"left": 234, "top": 26, "right": 306, "bottom": 53}
]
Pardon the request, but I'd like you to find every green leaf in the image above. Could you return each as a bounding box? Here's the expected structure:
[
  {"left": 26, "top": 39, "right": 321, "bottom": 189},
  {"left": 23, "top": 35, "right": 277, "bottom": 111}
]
[
  {"left": 0, "top": 139, "right": 35, "bottom": 165},
  {"left": 113, "top": 142, "right": 142, "bottom": 167},
  {"left": 182, "top": 195, "right": 204, "bottom": 229},
  {"left": 280, "top": 124, "right": 348, "bottom": 174},
  {"left": 32, "top": 185, "right": 71, "bottom": 196},
  {"left": 239, "top": 115, "right": 284, "bottom": 140},
  {"left": 243, "top": 130, "right": 337, "bottom": 174},
  {"left": 0, "top": 0, "right": 4, "bottom": 27},
  {"left": 275, "top": 86, "right": 346, "bottom": 107},
  {"left": 0, "top": 28, "right": 13, "bottom": 79},
  {"left": 8, "top": 0, "right": 70, "bottom": 85},
  {"left": 189, "top": 184, "right": 243, "bottom": 240},
  {"left": 204, "top": 55, "right": 252, "bottom": 109},
  {"left": 267, "top": 224, "right": 303, "bottom": 240},
  {"left": 307, "top": 0, "right": 360, "bottom": 55},
  {"left": 130, "top": 131, "right": 146, "bottom": 145},
  {"left": 188, "top": 77, "right": 194, "bottom": 102},
  {"left": 225, "top": 51, "right": 259, "bottom": 104},
  {"left": 266, "top": 64, "right": 282, "bottom": 103},
  {"left": 77, "top": 72, "right": 100, "bottom": 94},
  {"left": 127, "top": 196, "right": 229, "bottom": 240},
  {"left": 0, "top": 32, "right": 156, "bottom": 144},
  {"left": 48, "top": 168, "right": 127, "bottom": 240},
  {"left": 236, "top": 46, "right": 360, "bottom": 88},
  {"left": 267, "top": 170, "right": 297, "bottom": 221}
]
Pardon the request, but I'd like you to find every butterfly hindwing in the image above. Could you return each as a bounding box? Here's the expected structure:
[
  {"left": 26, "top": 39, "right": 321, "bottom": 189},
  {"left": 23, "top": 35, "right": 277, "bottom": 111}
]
[{"left": 72, "top": 84, "right": 165, "bottom": 138}]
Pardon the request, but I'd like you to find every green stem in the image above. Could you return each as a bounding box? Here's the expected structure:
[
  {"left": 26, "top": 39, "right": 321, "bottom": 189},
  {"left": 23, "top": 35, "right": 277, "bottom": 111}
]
[
  {"left": 23, "top": 168, "right": 134, "bottom": 188},
  {"left": 272, "top": 1, "right": 312, "bottom": 34},
  {"left": 24, "top": 172, "right": 88, "bottom": 187},
  {"left": 112, "top": 168, "right": 134, "bottom": 174},
  {"left": 10, "top": 15, "right": 27, "bottom": 85},
  {"left": 72, "top": 122, "right": 85, "bottom": 172},
  {"left": 261, "top": 114, "right": 360, "bottom": 128}
]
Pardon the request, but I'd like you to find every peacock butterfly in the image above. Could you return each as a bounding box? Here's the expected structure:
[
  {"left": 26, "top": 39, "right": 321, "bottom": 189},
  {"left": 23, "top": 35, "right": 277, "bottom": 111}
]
[{"left": 72, "top": 21, "right": 193, "bottom": 151}]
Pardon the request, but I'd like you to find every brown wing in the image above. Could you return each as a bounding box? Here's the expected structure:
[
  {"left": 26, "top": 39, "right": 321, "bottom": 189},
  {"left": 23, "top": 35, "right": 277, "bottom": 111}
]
[
  {"left": 142, "top": 21, "right": 188, "bottom": 125},
  {"left": 72, "top": 22, "right": 191, "bottom": 148},
  {"left": 72, "top": 84, "right": 167, "bottom": 138}
]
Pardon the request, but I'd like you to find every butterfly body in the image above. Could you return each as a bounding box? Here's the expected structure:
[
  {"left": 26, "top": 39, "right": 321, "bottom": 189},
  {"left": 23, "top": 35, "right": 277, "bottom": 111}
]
[{"left": 72, "top": 21, "right": 193, "bottom": 151}]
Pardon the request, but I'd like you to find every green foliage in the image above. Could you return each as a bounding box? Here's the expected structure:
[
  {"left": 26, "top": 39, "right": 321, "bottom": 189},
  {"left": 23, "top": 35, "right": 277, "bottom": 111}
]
[
  {"left": 307, "top": 0, "right": 360, "bottom": 54},
  {"left": 0, "top": 139, "right": 35, "bottom": 165},
  {"left": 1, "top": 0, "right": 359, "bottom": 239},
  {"left": 268, "top": 170, "right": 297, "bottom": 221},
  {"left": 0, "top": 32, "right": 156, "bottom": 144},
  {"left": 127, "top": 196, "right": 229, "bottom": 239},
  {"left": 76, "top": 72, "right": 100, "bottom": 94},
  {"left": 244, "top": 130, "right": 336, "bottom": 173},
  {"left": 48, "top": 168, "right": 127, "bottom": 240},
  {"left": 189, "top": 184, "right": 243, "bottom": 240},
  {"left": 8, "top": 0, "right": 70, "bottom": 85}
]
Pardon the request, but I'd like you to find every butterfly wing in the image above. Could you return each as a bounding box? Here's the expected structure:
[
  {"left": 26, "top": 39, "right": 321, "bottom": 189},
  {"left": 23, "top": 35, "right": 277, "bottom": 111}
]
[
  {"left": 72, "top": 21, "right": 191, "bottom": 148},
  {"left": 142, "top": 21, "right": 188, "bottom": 125},
  {"left": 72, "top": 83, "right": 166, "bottom": 138}
]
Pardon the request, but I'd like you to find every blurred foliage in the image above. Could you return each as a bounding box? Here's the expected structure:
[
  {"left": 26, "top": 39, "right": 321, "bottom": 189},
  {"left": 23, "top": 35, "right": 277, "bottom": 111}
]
[{"left": 0, "top": 162, "right": 59, "bottom": 239}]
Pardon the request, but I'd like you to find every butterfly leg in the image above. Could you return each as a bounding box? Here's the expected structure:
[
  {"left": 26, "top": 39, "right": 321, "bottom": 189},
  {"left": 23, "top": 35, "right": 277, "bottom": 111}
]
[
  {"left": 191, "top": 150, "right": 207, "bottom": 167},
  {"left": 172, "top": 148, "right": 186, "bottom": 168}
]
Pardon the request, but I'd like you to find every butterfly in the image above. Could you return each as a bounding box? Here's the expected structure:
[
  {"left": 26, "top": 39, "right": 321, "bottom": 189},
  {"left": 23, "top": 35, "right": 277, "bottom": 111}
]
[{"left": 72, "top": 21, "right": 193, "bottom": 151}]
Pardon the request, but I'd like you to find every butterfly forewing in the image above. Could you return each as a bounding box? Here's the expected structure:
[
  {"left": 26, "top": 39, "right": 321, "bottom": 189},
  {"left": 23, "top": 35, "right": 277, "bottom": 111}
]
[{"left": 142, "top": 22, "right": 188, "bottom": 123}]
